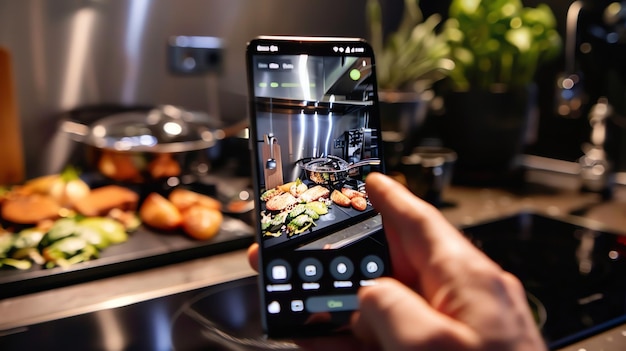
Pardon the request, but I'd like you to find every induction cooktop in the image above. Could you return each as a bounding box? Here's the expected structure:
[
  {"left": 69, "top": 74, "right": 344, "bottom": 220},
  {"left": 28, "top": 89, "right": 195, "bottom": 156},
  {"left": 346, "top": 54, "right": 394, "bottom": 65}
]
[
  {"left": 1, "top": 212, "right": 625, "bottom": 350},
  {"left": 462, "top": 212, "right": 626, "bottom": 349}
]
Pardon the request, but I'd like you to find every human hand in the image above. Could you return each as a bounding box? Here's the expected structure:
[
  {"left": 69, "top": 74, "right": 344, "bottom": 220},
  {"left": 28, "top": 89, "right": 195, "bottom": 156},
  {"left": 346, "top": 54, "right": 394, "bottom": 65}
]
[
  {"left": 349, "top": 172, "right": 545, "bottom": 351},
  {"left": 247, "top": 172, "right": 546, "bottom": 351}
]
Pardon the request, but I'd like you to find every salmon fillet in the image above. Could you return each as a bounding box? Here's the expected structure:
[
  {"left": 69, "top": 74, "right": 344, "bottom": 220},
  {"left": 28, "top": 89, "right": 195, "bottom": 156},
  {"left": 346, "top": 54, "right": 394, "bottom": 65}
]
[
  {"left": 74, "top": 185, "right": 139, "bottom": 217},
  {"left": 265, "top": 192, "right": 298, "bottom": 211},
  {"left": 299, "top": 185, "right": 330, "bottom": 202}
]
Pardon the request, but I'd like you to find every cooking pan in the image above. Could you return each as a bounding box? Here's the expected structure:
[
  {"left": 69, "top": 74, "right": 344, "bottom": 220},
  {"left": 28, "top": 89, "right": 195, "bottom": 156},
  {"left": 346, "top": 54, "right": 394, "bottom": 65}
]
[
  {"left": 298, "top": 155, "right": 381, "bottom": 185},
  {"left": 63, "top": 105, "right": 218, "bottom": 183}
]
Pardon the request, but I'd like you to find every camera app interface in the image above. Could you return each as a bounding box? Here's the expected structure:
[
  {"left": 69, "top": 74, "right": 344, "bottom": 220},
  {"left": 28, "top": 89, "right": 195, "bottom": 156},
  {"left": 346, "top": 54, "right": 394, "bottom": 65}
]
[{"left": 248, "top": 39, "right": 390, "bottom": 336}]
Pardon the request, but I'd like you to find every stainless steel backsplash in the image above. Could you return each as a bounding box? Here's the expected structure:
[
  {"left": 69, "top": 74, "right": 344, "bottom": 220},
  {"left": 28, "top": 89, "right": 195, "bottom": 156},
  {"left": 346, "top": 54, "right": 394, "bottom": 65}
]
[{"left": 0, "top": 0, "right": 366, "bottom": 178}]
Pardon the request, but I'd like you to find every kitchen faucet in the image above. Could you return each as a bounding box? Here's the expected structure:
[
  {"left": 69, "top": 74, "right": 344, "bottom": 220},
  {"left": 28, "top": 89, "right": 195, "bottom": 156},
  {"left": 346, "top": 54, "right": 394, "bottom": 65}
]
[{"left": 579, "top": 97, "right": 615, "bottom": 199}]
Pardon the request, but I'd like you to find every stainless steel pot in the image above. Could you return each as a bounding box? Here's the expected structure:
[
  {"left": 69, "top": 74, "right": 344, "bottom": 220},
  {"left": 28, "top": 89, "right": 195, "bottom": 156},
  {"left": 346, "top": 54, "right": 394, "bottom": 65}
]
[
  {"left": 64, "top": 105, "right": 218, "bottom": 182},
  {"left": 298, "top": 155, "right": 381, "bottom": 185}
]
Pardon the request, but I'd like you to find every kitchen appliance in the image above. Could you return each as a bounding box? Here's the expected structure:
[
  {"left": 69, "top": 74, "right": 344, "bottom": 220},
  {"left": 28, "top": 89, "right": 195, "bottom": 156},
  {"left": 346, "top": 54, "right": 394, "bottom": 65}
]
[
  {"left": 2, "top": 212, "right": 624, "bottom": 350},
  {"left": 339, "top": 128, "right": 379, "bottom": 162}
]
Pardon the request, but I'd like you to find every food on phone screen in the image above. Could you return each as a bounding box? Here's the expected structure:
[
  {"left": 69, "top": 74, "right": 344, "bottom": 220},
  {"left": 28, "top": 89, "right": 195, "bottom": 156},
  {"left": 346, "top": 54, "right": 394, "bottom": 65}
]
[
  {"left": 341, "top": 187, "right": 366, "bottom": 199},
  {"left": 300, "top": 185, "right": 330, "bottom": 202},
  {"left": 351, "top": 196, "right": 368, "bottom": 211},
  {"left": 330, "top": 189, "right": 351, "bottom": 207},
  {"left": 265, "top": 192, "right": 298, "bottom": 211}
]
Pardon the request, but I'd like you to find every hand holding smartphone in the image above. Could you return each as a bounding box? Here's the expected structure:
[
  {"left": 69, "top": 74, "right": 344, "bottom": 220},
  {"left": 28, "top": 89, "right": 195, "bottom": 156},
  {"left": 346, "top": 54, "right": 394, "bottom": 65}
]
[{"left": 246, "top": 36, "right": 391, "bottom": 339}]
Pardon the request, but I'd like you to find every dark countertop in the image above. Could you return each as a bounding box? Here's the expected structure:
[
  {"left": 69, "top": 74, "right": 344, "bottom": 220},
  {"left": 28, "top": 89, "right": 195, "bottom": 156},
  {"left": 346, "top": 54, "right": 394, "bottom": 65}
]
[{"left": 1, "top": 160, "right": 625, "bottom": 344}]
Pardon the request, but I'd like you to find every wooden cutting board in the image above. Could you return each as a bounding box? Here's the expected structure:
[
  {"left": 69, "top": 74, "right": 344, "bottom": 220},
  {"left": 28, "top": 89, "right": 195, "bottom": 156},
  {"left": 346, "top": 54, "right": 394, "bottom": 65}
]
[
  {"left": 0, "top": 47, "right": 25, "bottom": 184},
  {"left": 262, "top": 142, "right": 283, "bottom": 190}
]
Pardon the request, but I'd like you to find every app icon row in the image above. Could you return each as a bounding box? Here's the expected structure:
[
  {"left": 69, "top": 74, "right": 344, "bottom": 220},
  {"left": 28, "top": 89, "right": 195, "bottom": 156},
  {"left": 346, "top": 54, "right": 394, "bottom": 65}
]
[{"left": 266, "top": 255, "right": 384, "bottom": 284}]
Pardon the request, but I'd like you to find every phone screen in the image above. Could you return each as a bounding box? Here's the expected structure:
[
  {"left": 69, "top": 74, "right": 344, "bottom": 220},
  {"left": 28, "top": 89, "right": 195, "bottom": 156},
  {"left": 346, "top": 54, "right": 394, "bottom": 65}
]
[{"left": 246, "top": 36, "right": 391, "bottom": 338}]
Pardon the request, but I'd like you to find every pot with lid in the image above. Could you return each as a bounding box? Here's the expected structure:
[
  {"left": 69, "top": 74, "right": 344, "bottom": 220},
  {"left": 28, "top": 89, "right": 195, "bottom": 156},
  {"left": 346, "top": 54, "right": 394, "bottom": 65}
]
[
  {"left": 298, "top": 155, "right": 381, "bottom": 185},
  {"left": 64, "top": 105, "right": 218, "bottom": 183}
]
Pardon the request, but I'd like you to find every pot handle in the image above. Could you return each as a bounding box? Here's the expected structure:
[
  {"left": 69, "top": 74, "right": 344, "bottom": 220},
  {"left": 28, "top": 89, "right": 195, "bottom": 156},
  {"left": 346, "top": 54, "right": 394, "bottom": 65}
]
[
  {"left": 60, "top": 119, "right": 90, "bottom": 142},
  {"left": 347, "top": 158, "right": 381, "bottom": 169}
]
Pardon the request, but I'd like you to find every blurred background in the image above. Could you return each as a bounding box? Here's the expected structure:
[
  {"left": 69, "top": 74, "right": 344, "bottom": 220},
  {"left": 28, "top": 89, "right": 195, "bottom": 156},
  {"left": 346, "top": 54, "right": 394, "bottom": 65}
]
[{"left": 0, "top": 0, "right": 624, "bottom": 178}]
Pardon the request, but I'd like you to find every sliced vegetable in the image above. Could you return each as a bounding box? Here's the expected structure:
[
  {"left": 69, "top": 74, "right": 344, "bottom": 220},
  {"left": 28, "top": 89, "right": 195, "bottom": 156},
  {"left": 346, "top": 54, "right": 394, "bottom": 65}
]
[
  {"left": 42, "top": 236, "right": 98, "bottom": 268},
  {"left": 75, "top": 225, "right": 110, "bottom": 250},
  {"left": 287, "top": 214, "right": 315, "bottom": 236},
  {"left": 260, "top": 188, "right": 283, "bottom": 202},
  {"left": 264, "top": 211, "right": 289, "bottom": 233},
  {"left": 304, "top": 208, "right": 320, "bottom": 220},
  {"left": 260, "top": 211, "right": 273, "bottom": 231},
  {"left": 0, "top": 258, "right": 32, "bottom": 270},
  {"left": 0, "top": 232, "right": 13, "bottom": 257},
  {"left": 305, "top": 201, "right": 329, "bottom": 215},
  {"left": 288, "top": 204, "right": 307, "bottom": 220},
  {"left": 270, "top": 211, "right": 289, "bottom": 227},
  {"left": 13, "top": 228, "right": 45, "bottom": 249},
  {"left": 80, "top": 217, "right": 128, "bottom": 245},
  {"left": 40, "top": 218, "right": 79, "bottom": 247}
]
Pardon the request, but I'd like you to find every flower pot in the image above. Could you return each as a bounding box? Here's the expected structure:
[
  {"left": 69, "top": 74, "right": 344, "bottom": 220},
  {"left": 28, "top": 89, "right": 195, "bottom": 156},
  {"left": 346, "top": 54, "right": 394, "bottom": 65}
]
[
  {"left": 379, "top": 91, "right": 429, "bottom": 172},
  {"left": 438, "top": 85, "right": 537, "bottom": 186}
]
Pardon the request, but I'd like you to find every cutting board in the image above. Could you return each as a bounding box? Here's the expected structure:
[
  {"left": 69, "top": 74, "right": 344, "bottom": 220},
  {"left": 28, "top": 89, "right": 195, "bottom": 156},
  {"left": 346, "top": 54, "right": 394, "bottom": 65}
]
[
  {"left": 0, "top": 47, "right": 25, "bottom": 184},
  {"left": 262, "top": 142, "right": 283, "bottom": 189}
]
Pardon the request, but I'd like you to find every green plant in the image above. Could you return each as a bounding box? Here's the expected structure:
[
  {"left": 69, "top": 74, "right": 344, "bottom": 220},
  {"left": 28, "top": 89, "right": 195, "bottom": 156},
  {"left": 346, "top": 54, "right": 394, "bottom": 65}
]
[
  {"left": 367, "top": 0, "right": 453, "bottom": 92},
  {"left": 444, "top": 0, "right": 562, "bottom": 91}
]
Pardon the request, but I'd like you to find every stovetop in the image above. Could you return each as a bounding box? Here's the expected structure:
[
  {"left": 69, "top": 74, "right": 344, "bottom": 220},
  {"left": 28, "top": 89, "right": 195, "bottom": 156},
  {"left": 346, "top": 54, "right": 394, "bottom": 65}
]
[
  {"left": 462, "top": 212, "right": 626, "bottom": 349},
  {"left": 1, "top": 212, "right": 625, "bottom": 350}
]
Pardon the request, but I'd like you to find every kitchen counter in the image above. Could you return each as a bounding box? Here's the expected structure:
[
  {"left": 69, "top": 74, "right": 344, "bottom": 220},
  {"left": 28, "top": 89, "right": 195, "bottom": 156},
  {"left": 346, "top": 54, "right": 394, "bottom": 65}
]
[{"left": 1, "top": 162, "right": 625, "bottom": 347}]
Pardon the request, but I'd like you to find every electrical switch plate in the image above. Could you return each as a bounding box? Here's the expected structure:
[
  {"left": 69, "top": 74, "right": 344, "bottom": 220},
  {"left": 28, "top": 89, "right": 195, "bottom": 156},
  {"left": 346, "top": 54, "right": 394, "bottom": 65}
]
[{"left": 167, "top": 36, "right": 223, "bottom": 75}]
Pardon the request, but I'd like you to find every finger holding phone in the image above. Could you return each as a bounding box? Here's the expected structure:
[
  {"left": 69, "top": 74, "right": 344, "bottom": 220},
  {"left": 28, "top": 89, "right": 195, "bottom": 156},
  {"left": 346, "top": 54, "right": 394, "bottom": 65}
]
[{"left": 248, "top": 173, "right": 545, "bottom": 350}]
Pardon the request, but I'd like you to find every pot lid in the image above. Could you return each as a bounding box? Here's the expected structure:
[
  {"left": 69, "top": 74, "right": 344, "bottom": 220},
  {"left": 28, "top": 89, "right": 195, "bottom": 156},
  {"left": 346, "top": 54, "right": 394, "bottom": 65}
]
[
  {"left": 303, "top": 156, "right": 349, "bottom": 172},
  {"left": 86, "top": 105, "right": 216, "bottom": 153}
]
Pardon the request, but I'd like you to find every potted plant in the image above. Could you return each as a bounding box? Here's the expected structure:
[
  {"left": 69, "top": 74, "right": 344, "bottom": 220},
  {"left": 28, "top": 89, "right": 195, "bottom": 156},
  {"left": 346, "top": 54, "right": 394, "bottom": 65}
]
[
  {"left": 437, "top": 0, "right": 562, "bottom": 185},
  {"left": 366, "top": 0, "right": 453, "bottom": 169}
]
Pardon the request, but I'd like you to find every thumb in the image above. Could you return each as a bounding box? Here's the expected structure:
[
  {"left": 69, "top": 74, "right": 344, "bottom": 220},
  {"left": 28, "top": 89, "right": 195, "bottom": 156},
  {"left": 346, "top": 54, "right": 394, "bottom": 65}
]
[{"left": 352, "top": 278, "right": 476, "bottom": 350}]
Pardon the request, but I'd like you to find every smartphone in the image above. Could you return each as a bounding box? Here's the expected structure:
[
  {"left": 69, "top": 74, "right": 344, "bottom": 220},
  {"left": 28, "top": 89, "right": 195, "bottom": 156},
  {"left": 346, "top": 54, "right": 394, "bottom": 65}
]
[{"left": 246, "top": 36, "right": 391, "bottom": 339}]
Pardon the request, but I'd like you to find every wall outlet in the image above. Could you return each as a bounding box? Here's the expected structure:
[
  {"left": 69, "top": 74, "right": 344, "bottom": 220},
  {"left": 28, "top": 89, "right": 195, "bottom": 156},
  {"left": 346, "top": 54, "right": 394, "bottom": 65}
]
[{"left": 167, "top": 36, "right": 223, "bottom": 75}]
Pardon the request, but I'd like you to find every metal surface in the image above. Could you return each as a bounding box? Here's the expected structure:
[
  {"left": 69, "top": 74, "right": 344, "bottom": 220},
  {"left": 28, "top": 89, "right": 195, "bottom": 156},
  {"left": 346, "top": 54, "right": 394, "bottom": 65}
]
[{"left": 0, "top": 0, "right": 368, "bottom": 178}]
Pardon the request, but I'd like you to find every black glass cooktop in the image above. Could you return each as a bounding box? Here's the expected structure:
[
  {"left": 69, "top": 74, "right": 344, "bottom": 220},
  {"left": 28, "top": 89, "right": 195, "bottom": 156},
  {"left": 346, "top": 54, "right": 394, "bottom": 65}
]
[
  {"left": 1, "top": 212, "right": 625, "bottom": 350},
  {"left": 462, "top": 212, "right": 626, "bottom": 349}
]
